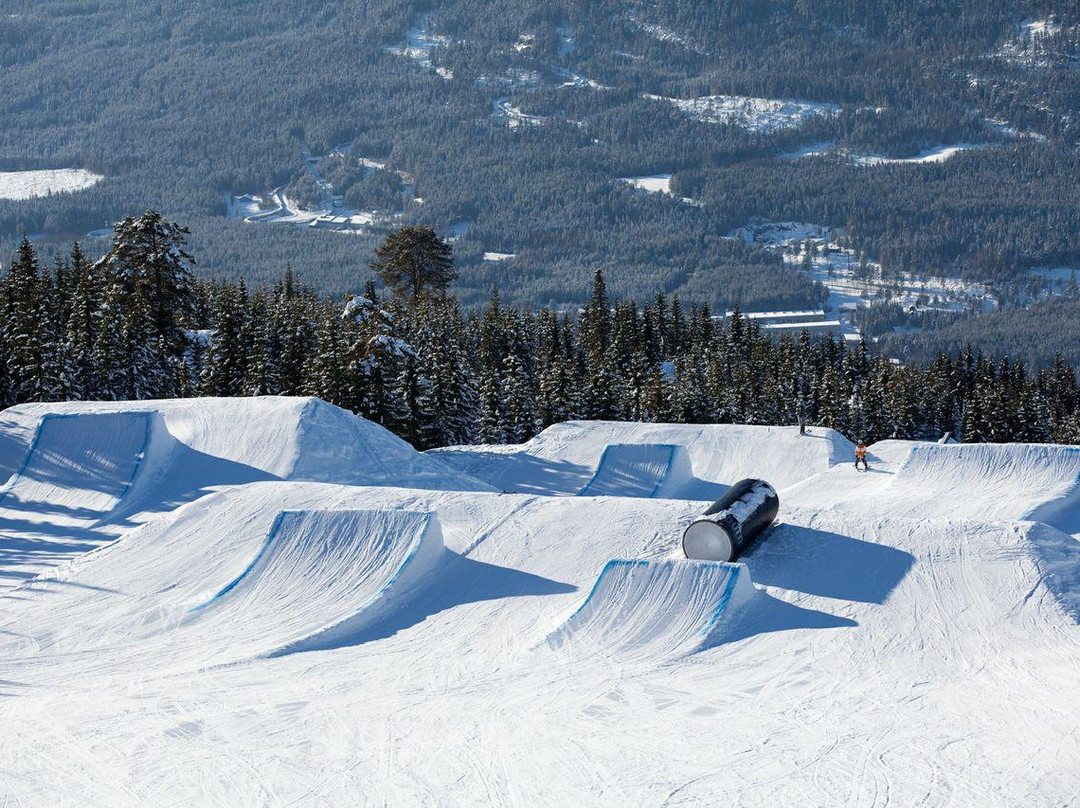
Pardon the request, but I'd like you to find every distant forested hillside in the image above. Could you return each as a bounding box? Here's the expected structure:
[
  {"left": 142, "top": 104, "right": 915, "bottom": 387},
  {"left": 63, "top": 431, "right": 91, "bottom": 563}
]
[
  {"left": 2, "top": 0, "right": 1079, "bottom": 316},
  {"left": 882, "top": 295, "right": 1080, "bottom": 368}
]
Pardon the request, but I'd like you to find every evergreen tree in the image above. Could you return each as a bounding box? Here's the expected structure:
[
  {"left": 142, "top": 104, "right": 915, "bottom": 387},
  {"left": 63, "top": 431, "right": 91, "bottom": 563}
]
[
  {"left": 3, "top": 238, "right": 48, "bottom": 403},
  {"left": 370, "top": 226, "right": 456, "bottom": 306},
  {"left": 201, "top": 284, "right": 247, "bottom": 397},
  {"left": 64, "top": 244, "right": 100, "bottom": 400},
  {"left": 95, "top": 211, "right": 196, "bottom": 397}
]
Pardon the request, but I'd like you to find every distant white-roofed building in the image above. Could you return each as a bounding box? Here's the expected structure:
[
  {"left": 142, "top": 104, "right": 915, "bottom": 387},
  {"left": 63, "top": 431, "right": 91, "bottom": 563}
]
[
  {"left": 762, "top": 319, "right": 842, "bottom": 337},
  {"left": 721, "top": 309, "right": 826, "bottom": 325}
]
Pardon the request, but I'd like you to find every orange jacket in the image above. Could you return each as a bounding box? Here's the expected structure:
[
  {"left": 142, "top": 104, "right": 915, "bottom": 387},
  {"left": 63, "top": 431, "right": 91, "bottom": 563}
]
[{"left": 855, "top": 444, "right": 867, "bottom": 458}]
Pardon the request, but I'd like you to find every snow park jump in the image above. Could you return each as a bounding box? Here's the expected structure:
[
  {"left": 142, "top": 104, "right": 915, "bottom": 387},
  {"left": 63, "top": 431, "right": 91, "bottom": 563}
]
[
  {"left": 0, "top": 411, "right": 152, "bottom": 589},
  {"left": 888, "top": 442, "right": 1080, "bottom": 529},
  {"left": 2, "top": 397, "right": 1080, "bottom": 804},
  {"left": 546, "top": 559, "right": 756, "bottom": 660},
  {"left": 576, "top": 443, "right": 694, "bottom": 498},
  {"left": 186, "top": 508, "right": 444, "bottom": 662}
]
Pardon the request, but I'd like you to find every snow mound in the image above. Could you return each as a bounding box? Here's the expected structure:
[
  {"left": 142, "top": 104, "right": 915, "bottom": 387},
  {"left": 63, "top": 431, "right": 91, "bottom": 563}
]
[
  {"left": 187, "top": 508, "right": 444, "bottom": 662},
  {"left": 0, "top": 397, "right": 484, "bottom": 493},
  {"left": 578, "top": 443, "right": 694, "bottom": 498},
  {"left": 0, "top": 412, "right": 159, "bottom": 590},
  {"left": 546, "top": 559, "right": 756, "bottom": 659},
  {"left": 433, "top": 421, "right": 850, "bottom": 496},
  {"left": 887, "top": 443, "right": 1080, "bottom": 530}
]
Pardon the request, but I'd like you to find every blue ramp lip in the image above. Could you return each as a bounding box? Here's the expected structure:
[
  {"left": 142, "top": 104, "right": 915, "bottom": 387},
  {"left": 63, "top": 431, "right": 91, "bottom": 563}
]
[{"left": 189, "top": 511, "right": 288, "bottom": 612}]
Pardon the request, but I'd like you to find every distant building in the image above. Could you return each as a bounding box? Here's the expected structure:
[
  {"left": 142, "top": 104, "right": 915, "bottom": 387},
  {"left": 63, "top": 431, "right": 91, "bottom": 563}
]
[
  {"left": 721, "top": 309, "right": 826, "bottom": 325},
  {"left": 761, "top": 319, "right": 842, "bottom": 337}
]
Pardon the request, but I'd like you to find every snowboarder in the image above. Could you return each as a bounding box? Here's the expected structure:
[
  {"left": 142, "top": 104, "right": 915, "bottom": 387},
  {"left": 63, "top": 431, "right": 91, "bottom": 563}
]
[{"left": 855, "top": 442, "right": 869, "bottom": 471}]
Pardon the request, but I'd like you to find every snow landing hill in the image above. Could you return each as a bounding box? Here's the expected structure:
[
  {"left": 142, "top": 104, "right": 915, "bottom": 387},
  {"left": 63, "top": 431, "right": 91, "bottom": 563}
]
[{"left": 1, "top": 397, "right": 1079, "bottom": 805}]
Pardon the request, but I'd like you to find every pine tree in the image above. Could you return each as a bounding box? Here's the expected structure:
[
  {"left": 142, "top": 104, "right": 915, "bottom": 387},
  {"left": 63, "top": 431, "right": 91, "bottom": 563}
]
[
  {"left": 201, "top": 284, "right": 247, "bottom": 397},
  {"left": 3, "top": 238, "right": 50, "bottom": 403},
  {"left": 501, "top": 352, "right": 536, "bottom": 444},
  {"left": 37, "top": 260, "right": 65, "bottom": 401},
  {"left": 243, "top": 291, "right": 281, "bottom": 396},
  {"left": 340, "top": 282, "right": 411, "bottom": 426},
  {"left": 63, "top": 244, "right": 100, "bottom": 400},
  {"left": 416, "top": 299, "right": 477, "bottom": 447},
  {"left": 476, "top": 365, "right": 505, "bottom": 444},
  {"left": 95, "top": 211, "right": 196, "bottom": 397},
  {"left": 370, "top": 226, "right": 456, "bottom": 306},
  {"left": 303, "top": 301, "right": 346, "bottom": 407}
]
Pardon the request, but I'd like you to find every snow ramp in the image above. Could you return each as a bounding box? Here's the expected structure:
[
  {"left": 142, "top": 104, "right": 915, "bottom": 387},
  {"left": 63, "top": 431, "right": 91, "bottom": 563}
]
[
  {"left": 0, "top": 397, "right": 490, "bottom": 495},
  {"left": 187, "top": 508, "right": 444, "bottom": 661},
  {"left": 577, "top": 443, "right": 694, "bottom": 498},
  {"left": 546, "top": 559, "right": 756, "bottom": 659},
  {"left": 433, "top": 421, "right": 852, "bottom": 496},
  {"left": 0, "top": 412, "right": 154, "bottom": 589},
  {"left": 888, "top": 443, "right": 1080, "bottom": 529}
]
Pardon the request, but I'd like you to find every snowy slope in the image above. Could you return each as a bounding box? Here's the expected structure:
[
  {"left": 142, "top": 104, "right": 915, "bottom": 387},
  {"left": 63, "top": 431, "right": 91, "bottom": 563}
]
[
  {"left": 0, "top": 400, "right": 1079, "bottom": 805},
  {"left": 0, "top": 397, "right": 477, "bottom": 491},
  {"left": 787, "top": 439, "right": 1080, "bottom": 535},
  {"left": 0, "top": 398, "right": 485, "bottom": 592}
]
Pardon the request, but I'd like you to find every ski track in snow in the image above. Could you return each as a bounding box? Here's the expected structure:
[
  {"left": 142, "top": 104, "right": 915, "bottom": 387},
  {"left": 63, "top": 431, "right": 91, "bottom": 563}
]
[{"left": 0, "top": 399, "right": 1078, "bottom": 804}]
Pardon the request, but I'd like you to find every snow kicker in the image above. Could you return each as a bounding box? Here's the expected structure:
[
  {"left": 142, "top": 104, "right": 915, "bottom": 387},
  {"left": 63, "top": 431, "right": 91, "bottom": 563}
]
[
  {"left": 545, "top": 558, "right": 755, "bottom": 659},
  {"left": 188, "top": 508, "right": 444, "bottom": 661},
  {"left": 577, "top": 443, "right": 694, "bottom": 498},
  {"left": 0, "top": 412, "right": 153, "bottom": 589},
  {"left": 890, "top": 443, "right": 1080, "bottom": 529}
]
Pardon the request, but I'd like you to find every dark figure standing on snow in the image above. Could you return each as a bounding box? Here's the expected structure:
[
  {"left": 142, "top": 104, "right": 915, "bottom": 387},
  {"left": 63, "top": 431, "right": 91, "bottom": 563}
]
[{"left": 855, "top": 442, "right": 869, "bottom": 471}]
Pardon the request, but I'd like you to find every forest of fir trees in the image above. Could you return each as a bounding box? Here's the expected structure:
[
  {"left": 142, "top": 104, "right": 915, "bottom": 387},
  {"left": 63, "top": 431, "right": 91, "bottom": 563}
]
[{"left": 4, "top": 211, "right": 1080, "bottom": 451}]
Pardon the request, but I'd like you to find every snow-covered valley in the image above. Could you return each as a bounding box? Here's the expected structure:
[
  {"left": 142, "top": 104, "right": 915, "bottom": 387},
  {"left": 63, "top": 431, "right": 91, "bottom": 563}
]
[
  {"left": 0, "top": 397, "right": 1078, "bottom": 804},
  {"left": 730, "top": 221, "right": 997, "bottom": 328}
]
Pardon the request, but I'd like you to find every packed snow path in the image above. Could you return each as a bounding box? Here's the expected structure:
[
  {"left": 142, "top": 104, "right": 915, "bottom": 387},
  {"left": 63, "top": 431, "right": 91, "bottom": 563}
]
[{"left": 0, "top": 398, "right": 1078, "bottom": 805}]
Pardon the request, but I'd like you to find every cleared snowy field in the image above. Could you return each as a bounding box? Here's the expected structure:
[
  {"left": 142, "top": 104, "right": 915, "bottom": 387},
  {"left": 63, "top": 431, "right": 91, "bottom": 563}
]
[
  {"left": 0, "top": 168, "right": 102, "bottom": 200},
  {"left": 618, "top": 174, "right": 702, "bottom": 207},
  {"left": 785, "top": 142, "right": 992, "bottom": 165},
  {"left": 648, "top": 93, "right": 839, "bottom": 132},
  {"left": 1, "top": 397, "right": 1079, "bottom": 805}
]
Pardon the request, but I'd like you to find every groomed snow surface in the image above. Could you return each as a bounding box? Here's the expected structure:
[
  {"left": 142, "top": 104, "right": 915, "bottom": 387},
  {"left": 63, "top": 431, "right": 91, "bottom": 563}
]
[{"left": 2, "top": 399, "right": 1080, "bottom": 804}]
